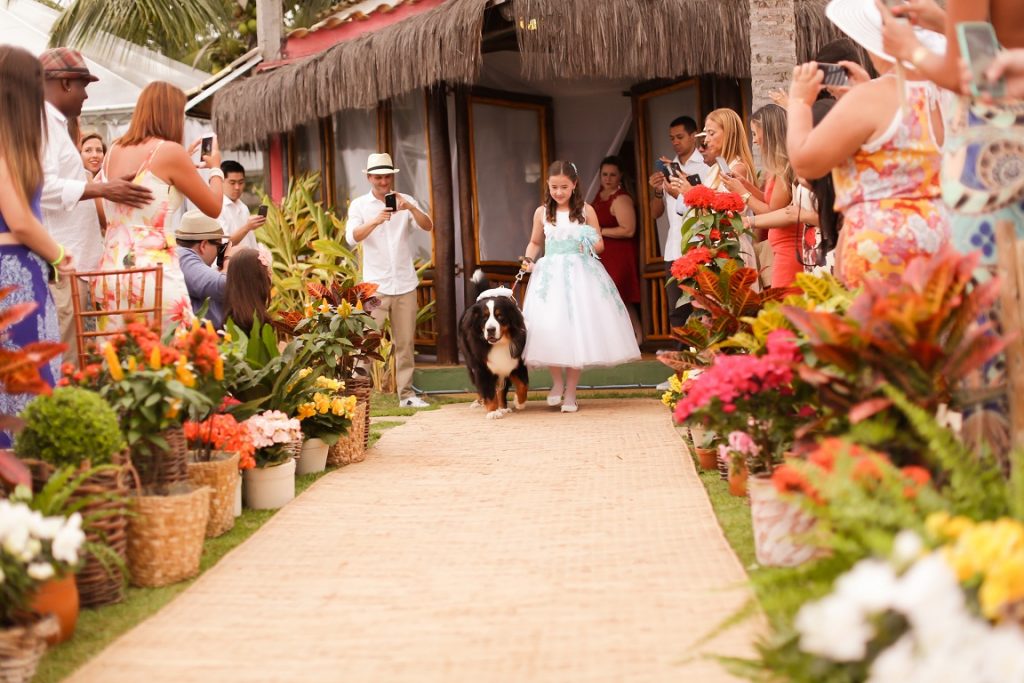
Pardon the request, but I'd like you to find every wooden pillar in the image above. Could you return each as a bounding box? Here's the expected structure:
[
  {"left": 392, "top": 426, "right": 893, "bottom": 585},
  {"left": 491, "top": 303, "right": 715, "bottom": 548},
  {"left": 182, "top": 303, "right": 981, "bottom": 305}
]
[
  {"left": 995, "top": 220, "right": 1024, "bottom": 451},
  {"left": 256, "top": 0, "right": 283, "bottom": 62},
  {"left": 455, "top": 86, "right": 477, "bottom": 305},
  {"left": 427, "top": 85, "right": 458, "bottom": 365},
  {"left": 750, "top": 0, "right": 797, "bottom": 112}
]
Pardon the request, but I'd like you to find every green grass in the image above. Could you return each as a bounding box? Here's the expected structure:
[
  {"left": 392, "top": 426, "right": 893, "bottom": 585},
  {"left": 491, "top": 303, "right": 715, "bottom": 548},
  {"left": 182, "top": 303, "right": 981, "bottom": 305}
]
[{"left": 35, "top": 470, "right": 330, "bottom": 683}]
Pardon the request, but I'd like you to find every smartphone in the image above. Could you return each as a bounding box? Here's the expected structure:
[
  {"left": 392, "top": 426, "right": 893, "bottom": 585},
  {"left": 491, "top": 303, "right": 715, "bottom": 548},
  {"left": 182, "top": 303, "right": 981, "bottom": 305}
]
[
  {"left": 817, "top": 62, "right": 849, "bottom": 87},
  {"left": 200, "top": 135, "right": 213, "bottom": 159},
  {"left": 715, "top": 156, "right": 732, "bottom": 176},
  {"left": 686, "top": 174, "right": 702, "bottom": 186},
  {"left": 384, "top": 192, "right": 397, "bottom": 211},
  {"left": 257, "top": 205, "right": 268, "bottom": 218},
  {"left": 957, "top": 22, "right": 1005, "bottom": 99},
  {"left": 215, "top": 241, "right": 228, "bottom": 270},
  {"left": 670, "top": 161, "right": 683, "bottom": 178},
  {"left": 655, "top": 159, "right": 672, "bottom": 182}
]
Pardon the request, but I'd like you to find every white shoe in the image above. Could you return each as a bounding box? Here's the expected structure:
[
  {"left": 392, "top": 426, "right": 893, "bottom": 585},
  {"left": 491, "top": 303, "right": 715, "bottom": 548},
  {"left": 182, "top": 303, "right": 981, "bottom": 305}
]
[
  {"left": 546, "top": 394, "right": 563, "bottom": 407},
  {"left": 655, "top": 379, "right": 671, "bottom": 391},
  {"left": 560, "top": 403, "right": 578, "bottom": 413},
  {"left": 399, "top": 396, "right": 430, "bottom": 408}
]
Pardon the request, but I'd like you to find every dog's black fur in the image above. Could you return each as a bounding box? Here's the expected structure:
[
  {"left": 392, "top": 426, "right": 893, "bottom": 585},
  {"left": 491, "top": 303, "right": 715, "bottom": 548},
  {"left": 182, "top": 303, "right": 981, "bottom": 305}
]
[{"left": 458, "top": 271, "right": 529, "bottom": 418}]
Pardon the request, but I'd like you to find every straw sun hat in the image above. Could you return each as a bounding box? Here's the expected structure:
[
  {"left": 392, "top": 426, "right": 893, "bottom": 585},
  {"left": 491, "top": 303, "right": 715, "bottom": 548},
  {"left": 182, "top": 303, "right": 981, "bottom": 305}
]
[
  {"left": 362, "top": 153, "right": 400, "bottom": 175},
  {"left": 825, "top": 0, "right": 947, "bottom": 67}
]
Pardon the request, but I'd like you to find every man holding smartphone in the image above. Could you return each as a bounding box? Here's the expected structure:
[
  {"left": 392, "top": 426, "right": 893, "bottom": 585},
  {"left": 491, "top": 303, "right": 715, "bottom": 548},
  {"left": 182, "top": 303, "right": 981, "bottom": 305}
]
[
  {"left": 175, "top": 211, "right": 228, "bottom": 329},
  {"left": 647, "top": 116, "right": 710, "bottom": 388},
  {"left": 346, "top": 152, "right": 434, "bottom": 408},
  {"left": 217, "top": 160, "right": 265, "bottom": 250}
]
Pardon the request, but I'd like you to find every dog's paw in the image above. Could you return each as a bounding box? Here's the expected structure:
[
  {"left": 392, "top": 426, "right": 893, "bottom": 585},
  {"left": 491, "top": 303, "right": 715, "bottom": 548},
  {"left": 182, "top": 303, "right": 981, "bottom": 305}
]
[
  {"left": 485, "top": 409, "right": 505, "bottom": 420},
  {"left": 513, "top": 399, "right": 526, "bottom": 411},
  {"left": 469, "top": 398, "right": 483, "bottom": 409}
]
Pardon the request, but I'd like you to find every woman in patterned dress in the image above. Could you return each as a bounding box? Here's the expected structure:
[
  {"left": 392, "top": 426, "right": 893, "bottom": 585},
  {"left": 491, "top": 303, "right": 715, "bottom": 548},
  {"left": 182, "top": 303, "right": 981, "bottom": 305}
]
[
  {"left": 0, "top": 47, "right": 74, "bottom": 447},
  {"left": 786, "top": 56, "right": 949, "bottom": 288},
  {"left": 93, "top": 82, "right": 224, "bottom": 331}
]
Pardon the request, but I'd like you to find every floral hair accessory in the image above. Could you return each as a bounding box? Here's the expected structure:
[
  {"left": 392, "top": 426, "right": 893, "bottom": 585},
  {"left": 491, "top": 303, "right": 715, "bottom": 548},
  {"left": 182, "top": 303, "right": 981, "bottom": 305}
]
[{"left": 256, "top": 244, "right": 273, "bottom": 270}]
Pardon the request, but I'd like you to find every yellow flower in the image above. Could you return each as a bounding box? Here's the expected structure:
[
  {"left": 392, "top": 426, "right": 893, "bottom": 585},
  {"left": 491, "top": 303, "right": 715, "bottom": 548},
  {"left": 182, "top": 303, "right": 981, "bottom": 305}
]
[
  {"left": 175, "top": 357, "right": 196, "bottom": 388},
  {"left": 165, "top": 398, "right": 182, "bottom": 420},
  {"left": 204, "top": 320, "right": 215, "bottom": 334},
  {"left": 355, "top": 299, "right": 363, "bottom": 311},
  {"left": 314, "top": 376, "right": 342, "bottom": 391},
  {"left": 313, "top": 392, "right": 331, "bottom": 413},
  {"left": 979, "top": 552, "right": 1024, "bottom": 620},
  {"left": 127, "top": 356, "right": 137, "bottom": 373},
  {"left": 223, "top": 332, "right": 232, "bottom": 343},
  {"left": 318, "top": 300, "right": 331, "bottom": 314},
  {"left": 661, "top": 391, "right": 674, "bottom": 407},
  {"left": 669, "top": 374, "right": 684, "bottom": 392},
  {"left": 103, "top": 343, "right": 124, "bottom": 381},
  {"left": 298, "top": 368, "right": 313, "bottom": 380},
  {"left": 297, "top": 403, "right": 316, "bottom": 420},
  {"left": 214, "top": 355, "right": 224, "bottom": 381},
  {"left": 304, "top": 303, "right": 315, "bottom": 318},
  {"left": 338, "top": 299, "right": 352, "bottom": 319},
  {"left": 149, "top": 345, "right": 162, "bottom": 370},
  {"left": 191, "top": 317, "right": 200, "bottom": 331}
]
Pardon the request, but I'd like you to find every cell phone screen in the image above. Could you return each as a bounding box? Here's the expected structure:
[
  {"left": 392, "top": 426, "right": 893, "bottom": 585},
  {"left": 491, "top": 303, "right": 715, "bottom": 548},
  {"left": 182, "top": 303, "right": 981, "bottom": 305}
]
[
  {"left": 959, "top": 22, "right": 1004, "bottom": 98},
  {"left": 817, "top": 62, "right": 849, "bottom": 87},
  {"left": 655, "top": 159, "right": 672, "bottom": 181},
  {"left": 670, "top": 161, "right": 683, "bottom": 178},
  {"left": 384, "top": 192, "right": 397, "bottom": 211},
  {"left": 687, "top": 174, "right": 702, "bottom": 186},
  {"left": 257, "top": 205, "right": 268, "bottom": 218},
  {"left": 716, "top": 157, "right": 732, "bottom": 176}
]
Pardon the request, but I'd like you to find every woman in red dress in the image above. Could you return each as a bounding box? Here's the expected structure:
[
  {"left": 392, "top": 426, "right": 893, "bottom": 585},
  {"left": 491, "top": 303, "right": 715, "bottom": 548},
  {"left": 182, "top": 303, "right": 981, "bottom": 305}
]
[{"left": 592, "top": 156, "right": 641, "bottom": 340}]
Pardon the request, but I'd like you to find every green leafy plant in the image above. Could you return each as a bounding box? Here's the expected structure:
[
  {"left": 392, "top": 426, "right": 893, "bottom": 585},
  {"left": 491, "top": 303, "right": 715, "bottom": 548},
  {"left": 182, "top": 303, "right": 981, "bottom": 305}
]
[{"left": 14, "top": 387, "right": 124, "bottom": 468}]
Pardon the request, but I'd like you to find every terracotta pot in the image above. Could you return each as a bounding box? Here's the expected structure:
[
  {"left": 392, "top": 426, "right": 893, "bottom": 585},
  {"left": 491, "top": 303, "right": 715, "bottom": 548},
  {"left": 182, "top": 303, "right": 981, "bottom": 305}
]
[
  {"left": 695, "top": 447, "right": 718, "bottom": 471},
  {"left": 728, "top": 465, "right": 748, "bottom": 497},
  {"left": 295, "top": 438, "right": 329, "bottom": 476},
  {"left": 233, "top": 478, "right": 242, "bottom": 517},
  {"left": 243, "top": 458, "right": 296, "bottom": 510},
  {"left": 748, "top": 476, "right": 823, "bottom": 567},
  {"left": 30, "top": 575, "right": 79, "bottom": 645}
]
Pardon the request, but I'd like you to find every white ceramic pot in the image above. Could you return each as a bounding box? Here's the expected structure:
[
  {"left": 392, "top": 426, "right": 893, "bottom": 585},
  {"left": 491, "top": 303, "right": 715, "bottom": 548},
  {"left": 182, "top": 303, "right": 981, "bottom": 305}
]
[
  {"left": 233, "top": 477, "right": 242, "bottom": 517},
  {"left": 243, "top": 458, "right": 296, "bottom": 510},
  {"left": 295, "top": 438, "right": 329, "bottom": 476}
]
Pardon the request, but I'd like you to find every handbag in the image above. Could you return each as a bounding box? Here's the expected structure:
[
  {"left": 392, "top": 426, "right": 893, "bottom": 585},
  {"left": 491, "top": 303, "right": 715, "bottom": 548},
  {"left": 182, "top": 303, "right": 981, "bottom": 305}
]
[{"left": 941, "top": 97, "right": 1024, "bottom": 215}]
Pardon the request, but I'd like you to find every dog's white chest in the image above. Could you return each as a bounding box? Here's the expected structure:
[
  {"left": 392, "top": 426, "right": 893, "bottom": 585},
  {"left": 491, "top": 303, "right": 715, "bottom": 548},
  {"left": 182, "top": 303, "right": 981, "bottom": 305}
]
[{"left": 486, "top": 341, "right": 518, "bottom": 377}]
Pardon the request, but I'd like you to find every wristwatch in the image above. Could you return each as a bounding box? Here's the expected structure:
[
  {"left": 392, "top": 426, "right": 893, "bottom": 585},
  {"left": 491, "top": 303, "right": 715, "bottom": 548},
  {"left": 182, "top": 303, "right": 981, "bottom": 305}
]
[
  {"left": 910, "top": 46, "right": 930, "bottom": 69},
  {"left": 740, "top": 191, "right": 752, "bottom": 204}
]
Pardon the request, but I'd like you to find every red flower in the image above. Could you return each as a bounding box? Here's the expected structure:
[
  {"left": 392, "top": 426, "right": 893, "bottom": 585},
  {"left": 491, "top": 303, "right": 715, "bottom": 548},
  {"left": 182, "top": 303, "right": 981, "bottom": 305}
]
[
  {"left": 771, "top": 464, "right": 822, "bottom": 503},
  {"left": 852, "top": 453, "right": 889, "bottom": 482},
  {"left": 711, "top": 191, "right": 745, "bottom": 213},
  {"left": 670, "top": 246, "right": 715, "bottom": 283},
  {"left": 807, "top": 447, "right": 835, "bottom": 472},
  {"left": 683, "top": 185, "right": 716, "bottom": 210},
  {"left": 900, "top": 466, "right": 931, "bottom": 499},
  {"left": 708, "top": 228, "right": 721, "bottom": 241}
]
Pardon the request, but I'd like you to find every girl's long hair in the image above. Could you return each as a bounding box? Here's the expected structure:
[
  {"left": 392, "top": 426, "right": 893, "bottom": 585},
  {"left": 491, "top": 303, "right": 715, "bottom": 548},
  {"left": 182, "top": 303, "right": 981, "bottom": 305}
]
[
  {"left": 117, "top": 81, "right": 185, "bottom": 146},
  {"left": 706, "top": 108, "right": 756, "bottom": 181},
  {"left": 809, "top": 98, "right": 841, "bottom": 253},
  {"left": 0, "top": 46, "right": 46, "bottom": 204},
  {"left": 225, "top": 248, "right": 271, "bottom": 332},
  {"left": 544, "top": 160, "right": 586, "bottom": 224},
  {"left": 751, "top": 104, "right": 795, "bottom": 188}
]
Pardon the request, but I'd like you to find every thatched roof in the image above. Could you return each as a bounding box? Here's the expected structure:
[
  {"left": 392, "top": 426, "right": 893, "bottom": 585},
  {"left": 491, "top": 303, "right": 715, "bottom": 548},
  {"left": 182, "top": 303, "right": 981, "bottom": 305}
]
[{"left": 213, "top": 0, "right": 841, "bottom": 149}]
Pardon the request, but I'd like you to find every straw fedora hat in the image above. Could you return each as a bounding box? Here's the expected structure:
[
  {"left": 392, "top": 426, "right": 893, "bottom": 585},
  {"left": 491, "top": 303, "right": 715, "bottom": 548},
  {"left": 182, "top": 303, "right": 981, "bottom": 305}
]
[
  {"left": 825, "top": 0, "right": 946, "bottom": 67},
  {"left": 362, "top": 152, "right": 400, "bottom": 175},
  {"left": 175, "top": 210, "right": 226, "bottom": 241}
]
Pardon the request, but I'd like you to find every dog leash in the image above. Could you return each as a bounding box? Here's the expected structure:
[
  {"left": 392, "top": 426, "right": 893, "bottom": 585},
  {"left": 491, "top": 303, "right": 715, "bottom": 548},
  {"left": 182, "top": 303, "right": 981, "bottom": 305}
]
[{"left": 510, "top": 266, "right": 527, "bottom": 308}]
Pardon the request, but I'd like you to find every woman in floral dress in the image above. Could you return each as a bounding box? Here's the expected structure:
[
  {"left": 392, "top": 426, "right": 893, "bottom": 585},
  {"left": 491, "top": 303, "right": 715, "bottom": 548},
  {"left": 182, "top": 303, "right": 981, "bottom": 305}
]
[{"left": 94, "top": 82, "right": 224, "bottom": 331}]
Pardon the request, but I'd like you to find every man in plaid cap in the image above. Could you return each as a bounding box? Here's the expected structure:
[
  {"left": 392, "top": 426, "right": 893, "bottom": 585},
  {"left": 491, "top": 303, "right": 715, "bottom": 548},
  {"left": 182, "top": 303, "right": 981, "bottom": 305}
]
[{"left": 39, "top": 47, "right": 153, "bottom": 364}]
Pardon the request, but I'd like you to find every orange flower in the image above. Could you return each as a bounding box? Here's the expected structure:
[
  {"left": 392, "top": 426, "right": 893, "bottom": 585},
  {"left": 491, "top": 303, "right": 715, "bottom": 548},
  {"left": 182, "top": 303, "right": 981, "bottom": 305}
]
[
  {"left": 771, "top": 464, "right": 820, "bottom": 502},
  {"left": 900, "top": 466, "right": 932, "bottom": 499}
]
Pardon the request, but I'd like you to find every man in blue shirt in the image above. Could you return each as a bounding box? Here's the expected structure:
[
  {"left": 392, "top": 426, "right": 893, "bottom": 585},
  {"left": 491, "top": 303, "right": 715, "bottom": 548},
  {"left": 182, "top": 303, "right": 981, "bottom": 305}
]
[{"left": 175, "top": 210, "right": 227, "bottom": 328}]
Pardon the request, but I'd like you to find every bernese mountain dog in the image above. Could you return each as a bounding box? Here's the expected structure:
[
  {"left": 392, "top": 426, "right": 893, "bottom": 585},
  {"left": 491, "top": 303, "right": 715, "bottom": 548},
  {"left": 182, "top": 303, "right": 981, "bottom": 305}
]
[{"left": 458, "top": 271, "right": 529, "bottom": 419}]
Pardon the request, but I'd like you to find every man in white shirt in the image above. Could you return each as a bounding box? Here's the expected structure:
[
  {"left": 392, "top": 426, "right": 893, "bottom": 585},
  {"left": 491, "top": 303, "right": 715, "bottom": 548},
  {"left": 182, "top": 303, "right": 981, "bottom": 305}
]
[
  {"left": 346, "top": 153, "right": 434, "bottom": 408},
  {"left": 647, "top": 115, "right": 710, "bottom": 388},
  {"left": 39, "top": 48, "right": 153, "bottom": 364},
  {"left": 218, "top": 160, "right": 264, "bottom": 249}
]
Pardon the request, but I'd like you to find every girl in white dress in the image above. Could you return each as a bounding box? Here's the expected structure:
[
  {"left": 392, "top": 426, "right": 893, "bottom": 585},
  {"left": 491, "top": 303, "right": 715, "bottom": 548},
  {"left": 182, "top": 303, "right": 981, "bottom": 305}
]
[{"left": 521, "top": 161, "right": 641, "bottom": 412}]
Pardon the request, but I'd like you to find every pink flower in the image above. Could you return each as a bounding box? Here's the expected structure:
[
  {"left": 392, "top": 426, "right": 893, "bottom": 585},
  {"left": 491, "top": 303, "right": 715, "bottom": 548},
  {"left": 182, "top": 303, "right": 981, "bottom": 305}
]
[{"left": 727, "top": 431, "right": 760, "bottom": 456}]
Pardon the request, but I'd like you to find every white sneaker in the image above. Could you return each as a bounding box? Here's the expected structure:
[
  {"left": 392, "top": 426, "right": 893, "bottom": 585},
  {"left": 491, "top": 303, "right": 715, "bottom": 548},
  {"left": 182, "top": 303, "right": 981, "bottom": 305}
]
[
  {"left": 399, "top": 396, "right": 430, "bottom": 408},
  {"left": 655, "top": 379, "right": 671, "bottom": 391}
]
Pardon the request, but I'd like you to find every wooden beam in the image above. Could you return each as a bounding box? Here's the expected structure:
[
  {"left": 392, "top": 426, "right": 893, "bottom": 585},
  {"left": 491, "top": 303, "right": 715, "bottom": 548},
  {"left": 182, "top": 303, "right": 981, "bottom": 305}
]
[
  {"left": 455, "top": 86, "right": 477, "bottom": 306},
  {"left": 427, "top": 85, "right": 458, "bottom": 365},
  {"left": 996, "top": 220, "right": 1024, "bottom": 451},
  {"left": 256, "top": 0, "right": 283, "bottom": 62}
]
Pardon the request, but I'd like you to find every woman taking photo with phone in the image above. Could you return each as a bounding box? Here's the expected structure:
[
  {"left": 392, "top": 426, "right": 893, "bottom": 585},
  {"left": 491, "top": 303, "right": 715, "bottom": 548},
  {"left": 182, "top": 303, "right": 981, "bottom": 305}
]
[
  {"left": 93, "top": 81, "right": 224, "bottom": 330},
  {"left": 0, "top": 46, "right": 75, "bottom": 446},
  {"left": 786, "top": 0, "right": 949, "bottom": 288}
]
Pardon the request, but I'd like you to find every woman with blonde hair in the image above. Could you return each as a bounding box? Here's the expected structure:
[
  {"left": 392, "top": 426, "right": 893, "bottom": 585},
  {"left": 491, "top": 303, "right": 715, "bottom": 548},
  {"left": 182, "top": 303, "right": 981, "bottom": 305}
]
[
  {"left": 94, "top": 81, "right": 224, "bottom": 330},
  {"left": 0, "top": 46, "right": 74, "bottom": 446}
]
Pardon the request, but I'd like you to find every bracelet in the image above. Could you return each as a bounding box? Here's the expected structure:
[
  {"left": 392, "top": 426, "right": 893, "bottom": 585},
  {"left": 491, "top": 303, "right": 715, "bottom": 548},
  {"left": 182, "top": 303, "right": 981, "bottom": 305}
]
[
  {"left": 207, "top": 167, "right": 224, "bottom": 181},
  {"left": 910, "top": 46, "right": 930, "bottom": 69},
  {"left": 654, "top": 190, "right": 664, "bottom": 199},
  {"left": 741, "top": 191, "right": 752, "bottom": 204}
]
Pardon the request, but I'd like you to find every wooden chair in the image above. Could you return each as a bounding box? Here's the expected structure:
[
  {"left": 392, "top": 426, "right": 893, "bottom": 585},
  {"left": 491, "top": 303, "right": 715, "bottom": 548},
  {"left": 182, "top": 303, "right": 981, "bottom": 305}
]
[{"left": 69, "top": 266, "right": 164, "bottom": 367}]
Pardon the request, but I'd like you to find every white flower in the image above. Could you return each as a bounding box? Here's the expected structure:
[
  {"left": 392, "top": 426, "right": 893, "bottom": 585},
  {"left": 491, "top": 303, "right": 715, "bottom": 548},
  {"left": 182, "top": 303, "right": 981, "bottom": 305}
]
[
  {"left": 19, "top": 538, "right": 42, "bottom": 563},
  {"left": 834, "top": 558, "right": 899, "bottom": 613},
  {"left": 893, "top": 553, "right": 965, "bottom": 647},
  {"left": 891, "top": 530, "right": 924, "bottom": 568},
  {"left": 868, "top": 635, "right": 916, "bottom": 683},
  {"left": 856, "top": 239, "right": 883, "bottom": 264},
  {"left": 796, "top": 593, "right": 874, "bottom": 661},
  {"left": 51, "top": 513, "right": 85, "bottom": 566},
  {"left": 28, "top": 513, "right": 63, "bottom": 540},
  {"left": 27, "top": 562, "right": 54, "bottom": 581}
]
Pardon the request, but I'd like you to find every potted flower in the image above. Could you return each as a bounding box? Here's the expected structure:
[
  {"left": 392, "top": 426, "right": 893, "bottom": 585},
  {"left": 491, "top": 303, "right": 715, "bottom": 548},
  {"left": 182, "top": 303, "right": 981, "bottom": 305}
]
[
  {"left": 243, "top": 410, "right": 302, "bottom": 509},
  {"left": 289, "top": 370, "right": 358, "bottom": 475},
  {"left": 0, "top": 492, "right": 84, "bottom": 668},
  {"left": 183, "top": 412, "right": 254, "bottom": 537},
  {"left": 718, "top": 431, "right": 757, "bottom": 497},
  {"left": 12, "top": 387, "right": 131, "bottom": 608}
]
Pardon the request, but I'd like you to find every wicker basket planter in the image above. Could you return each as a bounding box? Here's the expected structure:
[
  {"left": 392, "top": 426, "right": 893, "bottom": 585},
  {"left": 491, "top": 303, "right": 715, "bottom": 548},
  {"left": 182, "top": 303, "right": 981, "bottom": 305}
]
[
  {"left": 0, "top": 615, "right": 58, "bottom": 683},
  {"left": 346, "top": 376, "right": 372, "bottom": 449},
  {"left": 327, "top": 402, "right": 367, "bottom": 467},
  {"left": 748, "top": 476, "right": 823, "bottom": 567},
  {"left": 187, "top": 451, "right": 240, "bottom": 538},
  {"left": 132, "top": 426, "right": 189, "bottom": 493},
  {"left": 295, "top": 439, "right": 328, "bottom": 476},
  {"left": 126, "top": 486, "right": 210, "bottom": 587},
  {"left": 243, "top": 457, "right": 296, "bottom": 510}
]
